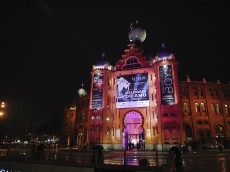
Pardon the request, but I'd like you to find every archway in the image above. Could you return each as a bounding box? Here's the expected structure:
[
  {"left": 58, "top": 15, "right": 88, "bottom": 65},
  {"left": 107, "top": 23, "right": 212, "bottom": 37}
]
[
  {"left": 184, "top": 124, "right": 193, "bottom": 145},
  {"left": 215, "top": 124, "right": 225, "bottom": 144},
  {"left": 123, "top": 111, "right": 144, "bottom": 150}
]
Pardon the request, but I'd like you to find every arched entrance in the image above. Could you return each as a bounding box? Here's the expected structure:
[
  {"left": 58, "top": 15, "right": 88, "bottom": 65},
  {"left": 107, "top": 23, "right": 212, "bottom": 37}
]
[
  {"left": 184, "top": 124, "right": 193, "bottom": 145},
  {"left": 123, "top": 111, "right": 145, "bottom": 150}
]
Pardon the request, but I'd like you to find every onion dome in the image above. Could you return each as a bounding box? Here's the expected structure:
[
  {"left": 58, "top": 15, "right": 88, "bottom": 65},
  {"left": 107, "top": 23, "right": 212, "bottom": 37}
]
[
  {"left": 78, "top": 84, "right": 87, "bottom": 97},
  {"left": 156, "top": 51, "right": 172, "bottom": 59},
  {"left": 95, "top": 60, "right": 110, "bottom": 68},
  {"left": 155, "top": 40, "right": 173, "bottom": 60},
  {"left": 128, "top": 21, "right": 147, "bottom": 43}
]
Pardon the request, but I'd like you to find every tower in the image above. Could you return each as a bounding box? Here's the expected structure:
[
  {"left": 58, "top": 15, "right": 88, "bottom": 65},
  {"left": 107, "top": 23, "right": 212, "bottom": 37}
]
[{"left": 152, "top": 41, "right": 184, "bottom": 149}]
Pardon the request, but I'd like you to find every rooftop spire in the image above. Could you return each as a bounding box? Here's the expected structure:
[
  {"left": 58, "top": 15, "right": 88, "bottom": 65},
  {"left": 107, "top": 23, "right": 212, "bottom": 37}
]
[{"left": 162, "top": 39, "right": 166, "bottom": 49}]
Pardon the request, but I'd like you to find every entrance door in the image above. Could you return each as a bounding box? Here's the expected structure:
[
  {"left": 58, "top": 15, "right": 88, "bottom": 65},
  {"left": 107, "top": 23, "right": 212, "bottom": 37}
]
[{"left": 123, "top": 111, "right": 144, "bottom": 150}]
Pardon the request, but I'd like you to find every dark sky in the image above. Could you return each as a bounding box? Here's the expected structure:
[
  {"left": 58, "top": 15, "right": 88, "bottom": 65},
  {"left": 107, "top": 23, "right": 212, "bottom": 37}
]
[{"left": 2, "top": 1, "right": 229, "bottom": 124}]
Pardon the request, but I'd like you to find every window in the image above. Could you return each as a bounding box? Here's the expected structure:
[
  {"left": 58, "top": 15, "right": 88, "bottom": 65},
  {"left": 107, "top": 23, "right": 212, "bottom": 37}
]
[
  {"left": 195, "top": 102, "right": 200, "bottom": 113},
  {"left": 223, "top": 89, "right": 227, "bottom": 98},
  {"left": 171, "top": 113, "right": 176, "bottom": 117},
  {"left": 122, "top": 56, "right": 143, "bottom": 69},
  {"left": 197, "top": 120, "right": 203, "bottom": 125},
  {"left": 163, "top": 113, "right": 168, "bottom": 117},
  {"left": 209, "top": 88, "right": 214, "bottom": 98},
  {"left": 198, "top": 87, "right": 204, "bottom": 98},
  {"left": 215, "top": 125, "right": 224, "bottom": 136},
  {"left": 214, "top": 89, "right": 219, "bottom": 99},
  {"left": 96, "top": 115, "right": 101, "bottom": 120},
  {"left": 183, "top": 102, "right": 189, "bottom": 114},
  {"left": 225, "top": 104, "right": 229, "bottom": 114},
  {"left": 200, "top": 103, "right": 206, "bottom": 112},
  {"left": 211, "top": 103, "right": 215, "bottom": 113},
  {"left": 216, "top": 103, "right": 221, "bottom": 114},
  {"left": 203, "top": 120, "right": 209, "bottom": 125},
  {"left": 205, "top": 130, "right": 210, "bottom": 137},
  {"left": 181, "top": 87, "right": 188, "bottom": 98},
  {"left": 198, "top": 129, "right": 204, "bottom": 140},
  {"left": 193, "top": 87, "right": 198, "bottom": 97}
]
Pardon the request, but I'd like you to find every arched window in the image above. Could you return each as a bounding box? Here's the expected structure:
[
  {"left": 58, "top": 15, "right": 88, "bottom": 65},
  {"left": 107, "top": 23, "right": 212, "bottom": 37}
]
[
  {"left": 96, "top": 115, "right": 101, "bottom": 120},
  {"left": 193, "top": 87, "right": 198, "bottom": 97},
  {"left": 184, "top": 124, "right": 193, "bottom": 144},
  {"left": 183, "top": 102, "right": 189, "bottom": 114},
  {"left": 211, "top": 103, "right": 215, "bottom": 113},
  {"left": 203, "top": 120, "right": 209, "bottom": 125},
  {"left": 223, "top": 89, "right": 227, "bottom": 98},
  {"left": 163, "top": 113, "right": 168, "bottom": 117},
  {"left": 122, "top": 56, "right": 143, "bottom": 69},
  {"left": 215, "top": 125, "right": 224, "bottom": 136},
  {"left": 181, "top": 87, "right": 188, "bottom": 98},
  {"left": 170, "top": 113, "right": 176, "bottom": 117},
  {"left": 214, "top": 89, "right": 219, "bottom": 99},
  {"left": 205, "top": 129, "right": 210, "bottom": 137},
  {"left": 200, "top": 102, "right": 206, "bottom": 112},
  {"left": 224, "top": 104, "right": 229, "bottom": 114},
  {"left": 198, "top": 129, "right": 205, "bottom": 142},
  {"left": 197, "top": 120, "right": 203, "bottom": 125},
  {"left": 195, "top": 102, "right": 200, "bottom": 113},
  {"left": 198, "top": 87, "right": 204, "bottom": 98},
  {"left": 209, "top": 88, "right": 214, "bottom": 98},
  {"left": 91, "top": 116, "right": 95, "bottom": 120},
  {"left": 216, "top": 103, "right": 221, "bottom": 114}
]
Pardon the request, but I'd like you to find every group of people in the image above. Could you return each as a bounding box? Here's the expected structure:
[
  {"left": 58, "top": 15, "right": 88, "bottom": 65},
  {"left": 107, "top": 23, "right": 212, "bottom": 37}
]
[
  {"left": 31, "top": 143, "right": 45, "bottom": 159},
  {"left": 127, "top": 141, "right": 145, "bottom": 150}
]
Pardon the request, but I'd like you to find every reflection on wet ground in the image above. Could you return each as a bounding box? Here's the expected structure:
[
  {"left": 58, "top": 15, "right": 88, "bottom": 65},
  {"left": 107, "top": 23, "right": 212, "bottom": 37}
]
[{"left": 176, "top": 151, "right": 230, "bottom": 172}]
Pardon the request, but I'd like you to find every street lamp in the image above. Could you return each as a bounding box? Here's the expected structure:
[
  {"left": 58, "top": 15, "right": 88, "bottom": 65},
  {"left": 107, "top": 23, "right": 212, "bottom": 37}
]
[
  {"left": 0, "top": 101, "right": 6, "bottom": 143},
  {"left": 0, "top": 101, "right": 5, "bottom": 117}
]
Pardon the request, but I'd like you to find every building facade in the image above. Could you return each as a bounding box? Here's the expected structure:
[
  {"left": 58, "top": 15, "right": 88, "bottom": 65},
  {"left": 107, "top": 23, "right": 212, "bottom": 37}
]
[{"left": 70, "top": 23, "right": 230, "bottom": 151}]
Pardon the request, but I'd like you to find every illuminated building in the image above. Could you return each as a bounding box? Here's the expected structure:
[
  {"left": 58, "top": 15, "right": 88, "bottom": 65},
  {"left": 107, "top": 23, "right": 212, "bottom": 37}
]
[
  {"left": 73, "top": 22, "right": 230, "bottom": 151},
  {"left": 63, "top": 103, "right": 76, "bottom": 147}
]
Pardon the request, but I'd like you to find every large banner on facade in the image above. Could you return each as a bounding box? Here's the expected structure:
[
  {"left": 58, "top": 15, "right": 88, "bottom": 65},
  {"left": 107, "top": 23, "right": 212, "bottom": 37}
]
[
  {"left": 116, "top": 73, "right": 149, "bottom": 108},
  {"left": 91, "top": 73, "right": 103, "bottom": 109},
  {"left": 159, "top": 65, "right": 175, "bottom": 105}
]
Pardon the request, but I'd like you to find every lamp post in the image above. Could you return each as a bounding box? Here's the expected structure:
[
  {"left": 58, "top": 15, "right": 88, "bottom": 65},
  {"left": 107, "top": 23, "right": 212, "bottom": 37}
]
[{"left": 0, "top": 101, "right": 6, "bottom": 143}]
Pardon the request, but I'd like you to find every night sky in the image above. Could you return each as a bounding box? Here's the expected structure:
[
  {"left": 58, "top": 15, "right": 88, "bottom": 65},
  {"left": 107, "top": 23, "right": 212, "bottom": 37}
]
[{"left": 2, "top": 1, "right": 229, "bottom": 124}]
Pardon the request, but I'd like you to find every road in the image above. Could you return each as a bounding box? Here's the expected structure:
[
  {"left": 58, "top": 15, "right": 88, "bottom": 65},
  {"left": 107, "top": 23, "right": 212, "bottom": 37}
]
[
  {"left": 2, "top": 147, "right": 230, "bottom": 172},
  {"left": 176, "top": 151, "right": 230, "bottom": 172}
]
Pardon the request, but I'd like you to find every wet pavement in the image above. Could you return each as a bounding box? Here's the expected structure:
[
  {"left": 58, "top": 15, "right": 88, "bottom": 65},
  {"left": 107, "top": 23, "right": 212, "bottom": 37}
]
[{"left": 175, "top": 150, "right": 230, "bottom": 172}]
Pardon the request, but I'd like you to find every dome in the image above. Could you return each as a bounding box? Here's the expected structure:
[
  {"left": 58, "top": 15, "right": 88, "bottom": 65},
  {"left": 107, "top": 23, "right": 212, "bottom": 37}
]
[
  {"left": 78, "top": 88, "right": 87, "bottom": 97},
  {"left": 155, "top": 40, "right": 172, "bottom": 59},
  {"left": 95, "top": 60, "right": 110, "bottom": 67},
  {"left": 94, "top": 60, "right": 111, "bottom": 70},
  {"left": 156, "top": 51, "right": 172, "bottom": 59},
  {"left": 128, "top": 21, "right": 146, "bottom": 43}
]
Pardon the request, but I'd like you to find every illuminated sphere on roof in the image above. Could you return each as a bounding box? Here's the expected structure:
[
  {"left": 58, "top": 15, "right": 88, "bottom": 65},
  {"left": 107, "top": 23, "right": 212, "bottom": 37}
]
[
  {"left": 78, "top": 88, "right": 86, "bottom": 97},
  {"left": 128, "top": 21, "right": 147, "bottom": 43}
]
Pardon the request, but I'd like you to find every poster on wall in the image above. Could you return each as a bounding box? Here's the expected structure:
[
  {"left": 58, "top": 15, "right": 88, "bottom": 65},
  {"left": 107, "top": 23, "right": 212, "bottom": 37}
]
[
  {"left": 159, "top": 65, "right": 175, "bottom": 105},
  {"left": 116, "top": 73, "right": 149, "bottom": 108},
  {"left": 91, "top": 73, "right": 103, "bottom": 109}
]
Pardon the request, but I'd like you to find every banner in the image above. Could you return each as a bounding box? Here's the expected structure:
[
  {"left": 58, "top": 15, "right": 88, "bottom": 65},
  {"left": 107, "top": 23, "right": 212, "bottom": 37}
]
[
  {"left": 159, "top": 65, "right": 175, "bottom": 105},
  {"left": 116, "top": 73, "right": 149, "bottom": 108},
  {"left": 91, "top": 73, "right": 103, "bottom": 109}
]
